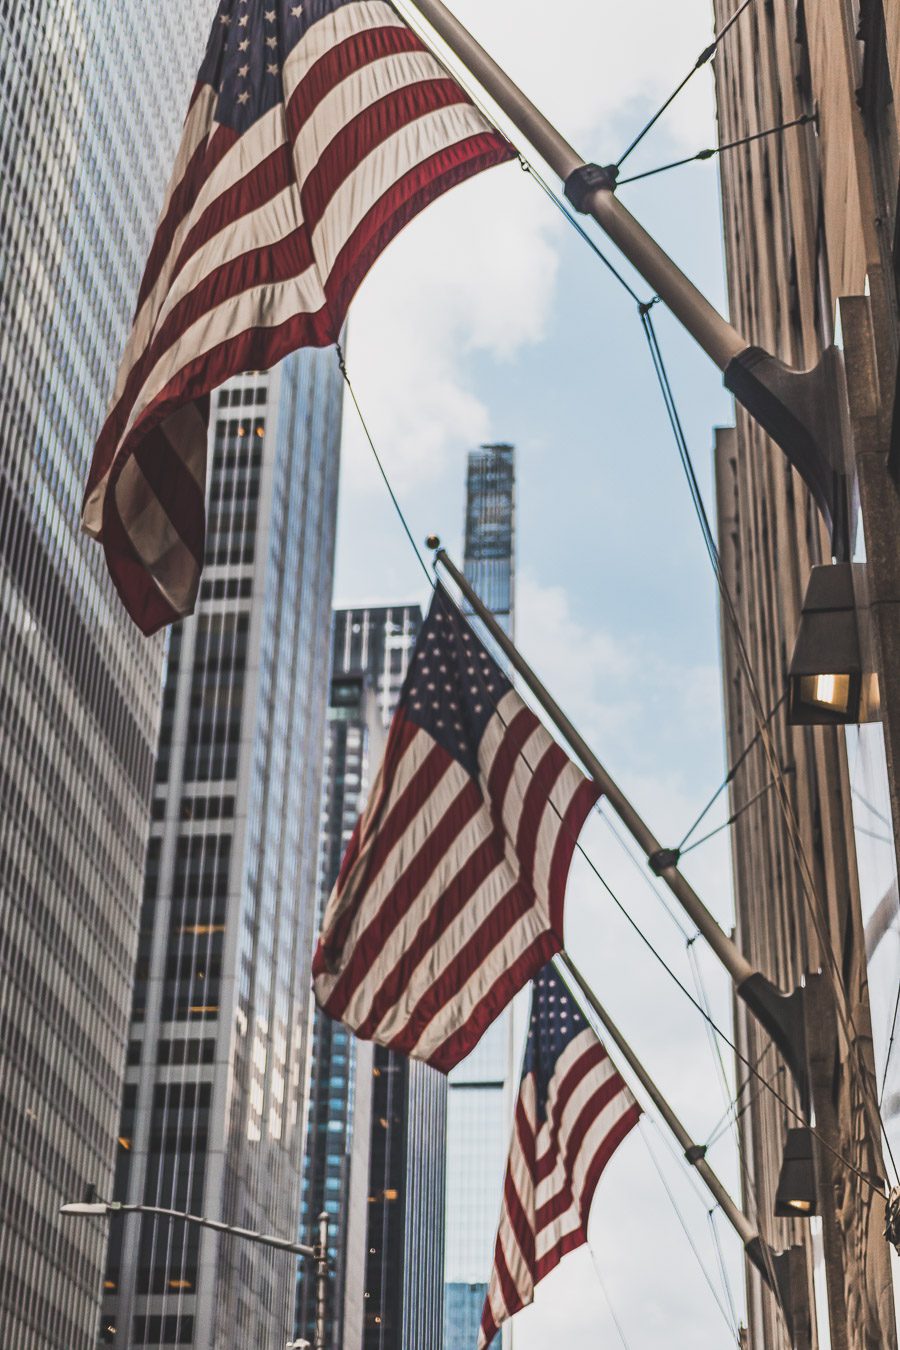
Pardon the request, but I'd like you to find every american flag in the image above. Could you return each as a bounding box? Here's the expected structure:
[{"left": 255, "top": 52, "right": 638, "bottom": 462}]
[
  {"left": 479, "top": 962, "right": 641, "bottom": 1348},
  {"left": 312, "top": 586, "right": 600, "bottom": 1072},
  {"left": 82, "top": 0, "right": 514, "bottom": 634}
]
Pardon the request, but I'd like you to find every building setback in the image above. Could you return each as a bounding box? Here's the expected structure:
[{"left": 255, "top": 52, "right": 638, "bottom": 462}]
[
  {"left": 445, "top": 443, "right": 516, "bottom": 1350},
  {"left": 712, "top": 1, "right": 900, "bottom": 1346},
  {"left": 0, "top": 6, "right": 207, "bottom": 1347},
  {"left": 296, "top": 605, "right": 447, "bottom": 1350},
  {"left": 102, "top": 354, "right": 342, "bottom": 1349}
]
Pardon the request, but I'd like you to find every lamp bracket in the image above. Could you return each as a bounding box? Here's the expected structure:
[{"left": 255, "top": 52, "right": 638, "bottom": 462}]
[
  {"left": 737, "top": 973, "right": 809, "bottom": 1118},
  {"left": 724, "top": 345, "right": 853, "bottom": 561},
  {"left": 684, "top": 1143, "right": 707, "bottom": 1164}
]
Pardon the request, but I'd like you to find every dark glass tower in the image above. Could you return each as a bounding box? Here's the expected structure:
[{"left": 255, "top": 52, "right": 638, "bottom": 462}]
[
  {"left": 297, "top": 605, "right": 447, "bottom": 1350},
  {"left": 0, "top": 7, "right": 207, "bottom": 1346},
  {"left": 102, "top": 354, "right": 343, "bottom": 1349}
]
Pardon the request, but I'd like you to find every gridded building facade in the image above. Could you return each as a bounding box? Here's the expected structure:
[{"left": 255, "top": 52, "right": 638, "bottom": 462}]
[
  {"left": 445, "top": 443, "right": 516, "bottom": 1348},
  {"left": 297, "top": 606, "right": 447, "bottom": 1350},
  {"left": 0, "top": 6, "right": 207, "bottom": 1347},
  {"left": 102, "top": 353, "right": 343, "bottom": 1349}
]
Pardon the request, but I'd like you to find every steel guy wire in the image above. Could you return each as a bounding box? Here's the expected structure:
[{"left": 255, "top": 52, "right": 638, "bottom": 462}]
[
  {"left": 391, "top": 0, "right": 651, "bottom": 311},
  {"left": 639, "top": 1121, "right": 742, "bottom": 1339},
  {"left": 638, "top": 305, "right": 900, "bottom": 1187},
  {"left": 880, "top": 982, "right": 900, "bottom": 1108},
  {"left": 587, "top": 1246, "right": 635, "bottom": 1350},
  {"left": 615, "top": 0, "right": 759, "bottom": 168},
  {"left": 687, "top": 937, "right": 734, "bottom": 1114},
  {"left": 341, "top": 310, "right": 890, "bottom": 1209},
  {"left": 439, "top": 576, "right": 887, "bottom": 1198},
  {"left": 708, "top": 1206, "right": 741, "bottom": 1334},
  {"left": 335, "top": 343, "right": 433, "bottom": 589},
  {"left": 677, "top": 692, "right": 787, "bottom": 851},
  {"left": 617, "top": 114, "right": 815, "bottom": 185},
  {"left": 598, "top": 803, "right": 756, "bottom": 1175},
  {"left": 679, "top": 769, "right": 792, "bottom": 858}
]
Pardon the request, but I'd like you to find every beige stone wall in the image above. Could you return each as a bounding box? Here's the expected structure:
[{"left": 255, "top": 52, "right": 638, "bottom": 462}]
[{"left": 711, "top": 1, "right": 899, "bottom": 1345}]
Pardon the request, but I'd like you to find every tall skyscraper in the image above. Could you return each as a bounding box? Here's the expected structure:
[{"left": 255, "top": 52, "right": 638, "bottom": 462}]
[
  {"left": 0, "top": 8, "right": 208, "bottom": 1347},
  {"left": 297, "top": 605, "right": 447, "bottom": 1350},
  {"left": 102, "top": 354, "right": 343, "bottom": 1349},
  {"left": 444, "top": 443, "right": 516, "bottom": 1349}
]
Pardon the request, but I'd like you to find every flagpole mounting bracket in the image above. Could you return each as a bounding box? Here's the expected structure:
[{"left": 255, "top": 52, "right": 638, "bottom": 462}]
[
  {"left": 746, "top": 1239, "right": 808, "bottom": 1348},
  {"left": 724, "top": 344, "right": 853, "bottom": 561},
  {"left": 564, "top": 162, "right": 619, "bottom": 211},
  {"left": 738, "top": 972, "right": 809, "bottom": 1118}
]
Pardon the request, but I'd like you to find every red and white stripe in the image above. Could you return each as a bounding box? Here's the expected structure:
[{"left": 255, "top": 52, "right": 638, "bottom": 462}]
[
  {"left": 82, "top": 1, "right": 513, "bottom": 634},
  {"left": 312, "top": 687, "right": 600, "bottom": 1073},
  {"left": 479, "top": 1027, "right": 640, "bottom": 1348}
]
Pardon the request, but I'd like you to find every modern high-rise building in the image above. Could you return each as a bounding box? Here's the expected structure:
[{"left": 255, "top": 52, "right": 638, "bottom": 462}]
[
  {"left": 0, "top": 8, "right": 208, "bottom": 1347},
  {"left": 711, "top": 2, "right": 900, "bottom": 1345},
  {"left": 444, "top": 443, "right": 516, "bottom": 1349},
  {"left": 297, "top": 605, "right": 447, "bottom": 1350},
  {"left": 101, "top": 354, "right": 343, "bottom": 1349}
]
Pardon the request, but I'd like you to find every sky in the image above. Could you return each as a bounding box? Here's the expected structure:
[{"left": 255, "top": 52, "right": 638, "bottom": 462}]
[{"left": 329, "top": 0, "right": 758, "bottom": 1345}]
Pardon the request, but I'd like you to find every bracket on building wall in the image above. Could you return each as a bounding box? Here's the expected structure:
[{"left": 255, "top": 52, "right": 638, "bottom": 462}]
[
  {"left": 737, "top": 974, "right": 809, "bottom": 1119},
  {"left": 746, "top": 1239, "right": 811, "bottom": 1350},
  {"left": 723, "top": 345, "right": 855, "bottom": 561}
]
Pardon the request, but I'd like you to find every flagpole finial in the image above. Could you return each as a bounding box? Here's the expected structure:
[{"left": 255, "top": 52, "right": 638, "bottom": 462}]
[{"left": 425, "top": 534, "right": 441, "bottom": 551}]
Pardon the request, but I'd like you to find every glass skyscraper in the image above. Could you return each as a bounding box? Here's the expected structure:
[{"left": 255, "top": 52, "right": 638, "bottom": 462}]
[
  {"left": 0, "top": 7, "right": 207, "bottom": 1346},
  {"left": 102, "top": 353, "right": 343, "bottom": 1348},
  {"left": 445, "top": 443, "right": 517, "bottom": 1349},
  {"left": 297, "top": 606, "right": 447, "bottom": 1350}
]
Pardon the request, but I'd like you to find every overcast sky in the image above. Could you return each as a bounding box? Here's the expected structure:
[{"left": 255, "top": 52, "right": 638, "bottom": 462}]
[{"left": 327, "top": 0, "right": 762, "bottom": 1344}]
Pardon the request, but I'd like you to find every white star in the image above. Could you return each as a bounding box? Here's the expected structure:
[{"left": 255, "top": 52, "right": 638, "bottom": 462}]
[
  {"left": 266, "top": 34, "right": 278, "bottom": 47},
  {"left": 238, "top": 64, "right": 249, "bottom": 77},
  {"left": 238, "top": 12, "right": 249, "bottom": 24},
  {"left": 291, "top": 2, "right": 303, "bottom": 12},
  {"left": 238, "top": 38, "right": 250, "bottom": 49},
  {"left": 237, "top": 90, "right": 250, "bottom": 104},
  {"left": 266, "top": 62, "right": 279, "bottom": 74},
  {"left": 220, "top": 12, "right": 231, "bottom": 23},
  {"left": 265, "top": 7, "right": 276, "bottom": 18}
]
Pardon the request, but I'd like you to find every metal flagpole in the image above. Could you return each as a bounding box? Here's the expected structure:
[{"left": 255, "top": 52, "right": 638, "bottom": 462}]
[
  {"left": 432, "top": 542, "right": 809, "bottom": 1110},
  {"left": 559, "top": 952, "right": 752, "bottom": 1245},
  {"left": 556, "top": 951, "right": 797, "bottom": 1330},
  {"left": 314, "top": 1211, "right": 330, "bottom": 1350},
  {"left": 402, "top": 0, "right": 851, "bottom": 558}
]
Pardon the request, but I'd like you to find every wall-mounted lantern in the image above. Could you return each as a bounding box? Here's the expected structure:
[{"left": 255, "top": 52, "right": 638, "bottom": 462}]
[{"left": 788, "top": 563, "right": 879, "bottom": 725}]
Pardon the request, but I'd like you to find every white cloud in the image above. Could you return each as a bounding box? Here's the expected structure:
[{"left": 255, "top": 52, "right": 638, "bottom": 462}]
[
  {"left": 444, "top": 0, "right": 718, "bottom": 153},
  {"left": 341, "top": 0, "right": 720, "bottom": 498},
  {"left": 341, "top": 165, "right": 559, "bottom": 492},
  {"left": 515, "top": 569, "right": 722, "bottom": 774}
]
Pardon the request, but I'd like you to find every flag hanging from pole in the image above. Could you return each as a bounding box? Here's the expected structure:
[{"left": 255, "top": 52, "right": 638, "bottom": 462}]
[
  {"left": 312, "top": 586, "right": 600, "bottom": 1072},
  {"left": 82, "top": 0, "right": 514, "bottom": 635},
  {"left": 479, "top": 962, "right": 640, "bottom": 1348}
]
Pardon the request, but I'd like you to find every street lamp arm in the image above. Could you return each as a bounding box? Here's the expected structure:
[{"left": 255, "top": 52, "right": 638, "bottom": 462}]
[{"left": 60, "top": 1199, "right": 316, "bottom": 1259}]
